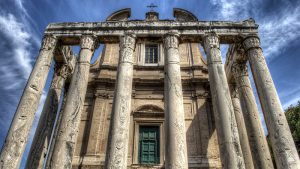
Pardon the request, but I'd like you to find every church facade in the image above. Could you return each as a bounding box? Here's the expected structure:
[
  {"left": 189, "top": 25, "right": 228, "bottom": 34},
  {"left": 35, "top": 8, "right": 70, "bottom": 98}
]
[{"left": 0, "top": 8, "right": 299, "bottom": 169}]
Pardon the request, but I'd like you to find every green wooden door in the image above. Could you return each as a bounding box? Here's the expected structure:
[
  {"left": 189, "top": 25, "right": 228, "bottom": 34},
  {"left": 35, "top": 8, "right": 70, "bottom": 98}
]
[{"left": 139, "top": 126, "right": 160, "bottom": 164}]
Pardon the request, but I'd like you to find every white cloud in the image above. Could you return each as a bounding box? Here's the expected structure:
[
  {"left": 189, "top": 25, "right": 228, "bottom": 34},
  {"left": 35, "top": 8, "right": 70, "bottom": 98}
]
[
  {"left": 0, "top": 13, "right": 32, "bottom": 88},
  {"left": 209, "top": 0, "right": 300, "bottom": 60},
  {"left": 260, "top": 6, "right": 300, "bottom": 58}
]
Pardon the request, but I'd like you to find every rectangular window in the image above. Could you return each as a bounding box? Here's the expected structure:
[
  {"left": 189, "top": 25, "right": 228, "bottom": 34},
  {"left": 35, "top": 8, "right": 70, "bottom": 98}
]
[
  {"left": 145, "top": 44, "right": 158, "bottom": 64},
  {"left": 139, "top": 126, "right": 160, "bottom": 164}
]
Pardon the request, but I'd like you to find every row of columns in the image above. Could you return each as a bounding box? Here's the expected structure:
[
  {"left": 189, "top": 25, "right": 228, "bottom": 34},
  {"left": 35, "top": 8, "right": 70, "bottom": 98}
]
[
  {"left": 0, "top": 31, "right": 298, "bottom": 169},
  {"left": 225, "top": 35, "right": 300, "bottom": 169}
]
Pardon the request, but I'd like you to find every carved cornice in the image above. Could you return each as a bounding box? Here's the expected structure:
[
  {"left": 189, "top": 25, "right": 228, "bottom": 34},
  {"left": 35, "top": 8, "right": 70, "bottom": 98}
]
[
  {"left": 243, "top": 35, "right": 261, "bottom": 52},
  {"left": 163, "top": 31, "right": 179, "bottom": 49},
  {"left": 41, "top": 35, "right": 57, "bottom": 50},
  {"left": 80, "top": 35, "right": 98, "bottom": 50}
]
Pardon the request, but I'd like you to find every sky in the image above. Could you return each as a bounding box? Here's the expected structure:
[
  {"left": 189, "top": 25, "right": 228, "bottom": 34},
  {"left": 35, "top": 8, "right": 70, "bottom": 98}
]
[{"left": 0, "top": 0, "right": 300, "bottom": 168}]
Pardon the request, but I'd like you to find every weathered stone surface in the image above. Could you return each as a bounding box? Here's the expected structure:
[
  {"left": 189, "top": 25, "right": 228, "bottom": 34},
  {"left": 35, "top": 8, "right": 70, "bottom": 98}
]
[
  {"left": 203, "top": 32, "right": 245, "bottom": 169},
  {"left": 45, "top": 19, "right": 258, "bottom": 44},
  {"left": 25, "top": 48, "right": 76, "bottom": 169},
  {"left": 232, "top": 62, "right": 274, "bottom": 169},
  {"left": 48, "top": 36, "right": 97, "bottom": 169},
  {"left": 163, "top": 31, "right": 189, "bottom": 169},
  {"left": 243, "top": 36, "right": 300, "bottom": 169},
  {"left": 0, "top": 35, "right": 57, "bottom": 169},
  {"left": 229, "top": 84, "right": 254, "bottom": 169},
  {"left": 105, "top": 32, "right": 136, "bottom": 169}
]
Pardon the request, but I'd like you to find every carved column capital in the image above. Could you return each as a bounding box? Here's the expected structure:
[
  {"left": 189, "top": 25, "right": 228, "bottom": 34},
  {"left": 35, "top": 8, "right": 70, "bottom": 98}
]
[
  {"left": 203, "top": 32, "right": 220, "bottom": 50},
  {"left": 119, "top": 32, "right": 136, "bottom": 64},
  {"left": 231, "top": 62, "right": 248, "bottom": 79},
  {"left": 80, "top": 35, "right": 98, "bottom": 50},
  {"left": 41, "top": 35, "right": 57, "bottom": 50},
  {"left": 163, "top": 31, "right": 179, "bottom": 49},
  {"left": 119, "top": 32, "right": 136, "bottom": 50},
  {"left": 243, "top": 35, "right": 261, "bottom": 52}
]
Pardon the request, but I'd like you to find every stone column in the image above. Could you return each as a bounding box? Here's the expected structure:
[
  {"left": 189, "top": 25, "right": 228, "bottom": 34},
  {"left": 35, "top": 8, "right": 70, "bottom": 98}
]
[
  {"left": 232, "top": 62, "right": 274, "bottom": 169},
  {"left": 48, "top": 36, "right": 97, "bottom": 169},
  {"left": 243, "top": 36, "right": 300, "bottom": 169},
  {"left": 203, "top": 32, "right": 245, "bottom": 169},
  {"left": 105, "top": 32, "right": 136, "bottom": 169},
  {"left": 229, "top": 84, "right": 254, "bottom": 169},
  {"left": 163, "top": 31, "right": 189, "bottom": 169},
  {"left": 25, "top": 53, "right": 75, "bottom": 169},
  {"left": 0, "top": 35, "right": 57, "bottom": 169}
]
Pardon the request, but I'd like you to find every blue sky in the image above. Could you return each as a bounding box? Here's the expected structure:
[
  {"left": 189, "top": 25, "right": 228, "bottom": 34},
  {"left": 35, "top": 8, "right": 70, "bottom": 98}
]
[{"left": 0, "top": 0, "right": 300, "bottom": 168}]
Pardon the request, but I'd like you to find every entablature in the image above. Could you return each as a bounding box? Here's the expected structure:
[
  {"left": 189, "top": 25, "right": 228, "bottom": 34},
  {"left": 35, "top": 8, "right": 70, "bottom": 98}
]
[{"left": 45, "top": 19, "right": 258, "bottom": 45}]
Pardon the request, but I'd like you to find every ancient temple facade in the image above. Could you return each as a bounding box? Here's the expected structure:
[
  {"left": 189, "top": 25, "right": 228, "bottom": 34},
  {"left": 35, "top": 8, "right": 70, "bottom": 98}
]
[{"left": 0, "top": 8, "right": 299, "bottom": 169}]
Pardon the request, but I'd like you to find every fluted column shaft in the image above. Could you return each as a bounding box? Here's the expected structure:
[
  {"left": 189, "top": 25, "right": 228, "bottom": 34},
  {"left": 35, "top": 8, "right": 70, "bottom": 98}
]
[
  {"left": 203, "top": 33, "right": 245, "bottom": 169},
  {"left": 0, "top": 35, "right": 57, "bottom": 169},
  {"left": 243, "top": 36, "right": 300, "bottom": 169},
  {"left": 48, "top": 36, "right": 97, "bottom": 169},
  {"left": 230, "top": 84, "right": 254, "bottom": 169},
  {"left": 105, "top": 33, "right": 136, "bottom": 169},
  {"left": 163, "top": 32, "right": 188, "bottom": 169},
  {"left": 232, "top": 62, "right": 274, "bottom": 169}
]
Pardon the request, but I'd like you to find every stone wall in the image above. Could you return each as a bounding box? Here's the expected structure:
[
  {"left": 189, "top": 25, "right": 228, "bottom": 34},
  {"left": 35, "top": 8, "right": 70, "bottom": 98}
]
[{"left": 71, "top": 42, "right": 221, "bottom": 168}]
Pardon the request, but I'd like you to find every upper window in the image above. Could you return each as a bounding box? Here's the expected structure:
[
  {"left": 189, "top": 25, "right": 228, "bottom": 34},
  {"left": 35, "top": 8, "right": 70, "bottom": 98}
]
[{"left": 145, "top": 44, "right": 158, "bottom": 64}]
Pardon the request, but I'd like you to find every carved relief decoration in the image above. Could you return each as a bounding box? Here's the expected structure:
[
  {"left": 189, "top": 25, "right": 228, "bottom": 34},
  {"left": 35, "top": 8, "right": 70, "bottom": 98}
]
[
  {"left": 41, "top": 35, "right": 57, "bottom": 50},
  {"left": 80, "top": 36, "right": 97, "bottom": 50},
  {"left": 164, "top": 32, "right": 179, "bottom": 49},
  {"left": 243, "top": 36, "right": 260, "bottom": 51}
]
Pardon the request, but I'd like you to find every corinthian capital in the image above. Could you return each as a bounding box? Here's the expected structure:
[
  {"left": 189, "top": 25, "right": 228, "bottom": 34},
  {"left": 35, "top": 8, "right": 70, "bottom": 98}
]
[
  {"left": 41, "top": 35, "right": 57, "bottom": 50},
  {"left": 163, "top": 31, "right": 179, "bottom": 49},
  {"left": 242, "top": 35, "right": 260, "bottom": 51},
  {"left": 119, "top": 32, "right": 136, "bottom": 50},
  {"left": 203, "top": 32, "right": 220, "bottom": 50},
  {"left": 80, "top": 36, "right": 97, "bottom": 50},
  {"left": 231, "top": 62, "right": 248, "bottom": 79}
]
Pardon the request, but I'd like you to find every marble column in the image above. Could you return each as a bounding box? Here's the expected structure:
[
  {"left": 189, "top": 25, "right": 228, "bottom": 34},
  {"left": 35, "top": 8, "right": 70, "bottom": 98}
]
[
  {"left": 105, "top": 32, "right": 136, "bottom": 169},
  {"left": 48, "top": 36, "right": 97, "bottom": 169},
  {"left": 0, "top": 35, "right": 57, "bottom": 169},
  {"left": 243, "top": 36, "right": 300, "bottom": 169},
  {"left": 25, "top": 53, "right": 75, "bottom": 169},
  {"left": 229, "top": 84, "right": 254, "bottom": 169},
  {"left": 232, "top": 62, "right": 274, "bottom": 169},
  {"left": 163, "top": 31, "right": 189, "bottom": 169},
  {"left": 203, "top": 32, "right": 245, "bottom": 169}
]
